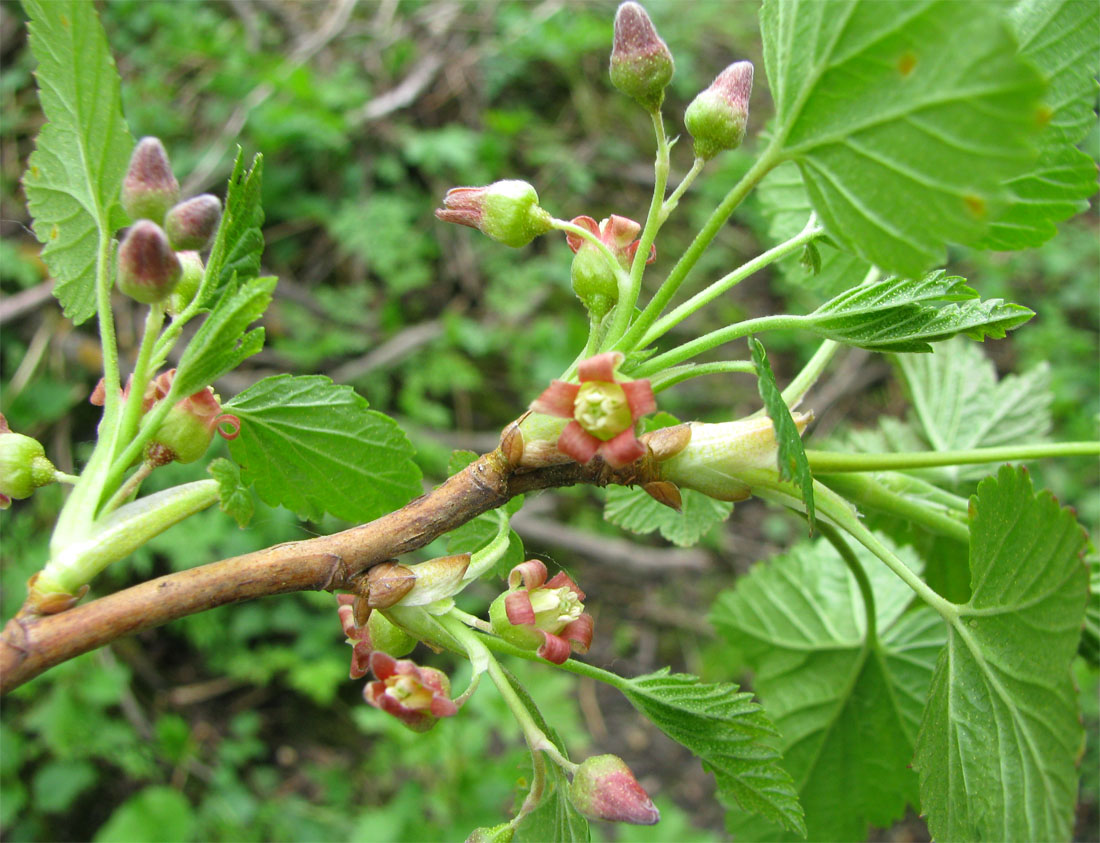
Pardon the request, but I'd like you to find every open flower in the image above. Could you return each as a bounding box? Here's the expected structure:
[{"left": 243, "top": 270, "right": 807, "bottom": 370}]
[
  {"left": 530, "top": 351, "right": 656, "bottom": 468},
  {"left": 144, "top": 370, "right": 241, "bottom": 465},
  {"left": 489, "top": 559, "right": 594, "bottom": 664},
  {"left": 363, "top": 651, "right": 458, "bottom": 732},
  {"left": 565, "top": 214, "right": 656, "bottom": 268}
]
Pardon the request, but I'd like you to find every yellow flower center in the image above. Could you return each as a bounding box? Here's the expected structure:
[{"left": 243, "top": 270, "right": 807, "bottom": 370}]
[{"left": 574, "top": 381, "right": 632, "bottom": 441}]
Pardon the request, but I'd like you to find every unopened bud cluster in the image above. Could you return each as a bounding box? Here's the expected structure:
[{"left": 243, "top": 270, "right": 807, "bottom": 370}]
[{"left": 117, "top": 137, "right": 221, "bottom": 308}]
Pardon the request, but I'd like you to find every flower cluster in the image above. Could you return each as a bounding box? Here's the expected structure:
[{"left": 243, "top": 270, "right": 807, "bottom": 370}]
[{"left": 117, "top": 137, "right": 221, "bottom": 308}]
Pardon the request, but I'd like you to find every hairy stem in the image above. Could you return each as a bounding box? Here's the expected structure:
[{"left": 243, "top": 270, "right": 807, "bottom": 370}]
[{"left": 630, "top": 314, "right": 802, "bottom": 377}]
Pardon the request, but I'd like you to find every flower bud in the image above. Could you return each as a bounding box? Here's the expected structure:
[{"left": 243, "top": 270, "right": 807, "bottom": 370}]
[
  {"left": 609, "top": 3, "right": 674, "bottom": 112},
  {"left": 660, "top": 414, "right": 811, "bottom": 502},
  {"left": 117, "top": 221, "right": 182, "bottom": 304},
  {"left": 168, "top": 251, "right": 204, "bottom": 315},
  {"left": 0, "top": 415, "right": 56, "bottom": 506},
  {"left": 145, "top": 386, "right": 240, "bottom": 464},
  {"left": 121, "top": 137, "right": 180, "bottom": 223},
  {"left": 435, "top": 180, "right": 553, "bottom": 248},
  {"left": 684, "top": 61, "right": 754, "bottom": 160},
  {"left": 566, "top": 215, "right": 654, "bottom": 320},
  {"left": 368, "top": 611, "right": 417, "bottom": 658},
  {"left": 164, "top": 194, "right": 222, "bottom": 251},
  {"left": 568, "top": 755, "right": 660, "bottom": 825}
]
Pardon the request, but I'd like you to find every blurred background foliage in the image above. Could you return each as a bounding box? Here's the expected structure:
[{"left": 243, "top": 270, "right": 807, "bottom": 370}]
[{"left": 0, "top": 1, "right": 1095, "bottom": 840}]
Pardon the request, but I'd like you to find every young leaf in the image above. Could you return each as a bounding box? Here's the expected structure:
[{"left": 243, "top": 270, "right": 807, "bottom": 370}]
[
  {"left": 711, "top": 537, "right": 945, "bottom": 841},
  {"left": 757, "top": 161, "right": 872, "bottom": 295},
  {"left": 171, "top": 275, "right": 274, "bottom": 399},
  {"left": 224, "top": 374, "right": 422, "bottom": 523},
  {"left": 514, "top": 765, "right": 590, "bottom": 843},
  {"left": 208, "top": 458, "right": 253, "bottom": 528},
  {"left": 898, "top": 338, "right": 1051, "bottom": 480},
  {"left": 803, "top": 271, "right": 1034, "bottom": 352},
  {"left": 22, "top": 0, "right": 134, "bottom": 325},
  {"left": 603, "top": 485, "right": 732, "bottom": 548},
  {"left": 619, "top": 669, "right": 805, "bottom": 837},
  {"left": 761, "top": 0, "right": 1045, "bottom": 277},
  {"left": 913, "top": 465, "right": 1089, "bottom": 842},
  {"left": 979, "top": 0, "right": 1100, "bottom": 248},
  {"left": 203, "top": 150, "right": 265, "bottom": 304},
  {"left": 750, "top": 338, "right": 814, "bottom": 529}
]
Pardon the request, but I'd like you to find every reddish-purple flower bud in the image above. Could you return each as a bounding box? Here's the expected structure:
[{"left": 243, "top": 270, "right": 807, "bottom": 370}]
[
  {"left": 609, "top": 3, "right": 674, "bottom": 112},
  {"left": 121, "top": 137, "right": 180, "bottom": 223},
  {"left": 568, "top": 754, "right": 660, "bottom": 825},
  {"left": 685, "top": 61, "right": 754, "bottom": 160},
  {"left": 0, "top": 414, "right": 56, "bottom": 505},
  {"left": 435, "top": 180, "right": 553, "bottom": 248},
  {"left": 164, "top": 194, "right": 222, "bottom": 251},
  {"left": 117, "top": 221, "right": 183, "bottom": 305},
  {"left": 363, "top": 652, "right": 458, "bottom": 732}
]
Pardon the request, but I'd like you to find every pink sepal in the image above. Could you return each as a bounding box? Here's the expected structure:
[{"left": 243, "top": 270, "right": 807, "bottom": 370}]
[
  {"left": 431, "top": 696, "right": 459, "bottom": 717},
  {"left": 508, "top": 559, "right": 548, "bottom": 591},
  {"left": 602, "top": 215, "right": 642, "bottom": 248},
  {"left": 621, "top": 379, "right": 656, "bottom": 417},
  {"left": 504, "top": 590, "right": 537, "bottom": 626},
  {"left": 561, "top": 613, "right": 594, "bottom": 653},
  {"left": 624, "top": 240, "right": 657, "bottom": 266},
  {"left": 600, "top": 427, "right": 647, "bottom": 468},
  {"left": 537, "top": 632, "right": 572, "bottom": 664},
  {"left": 545, "top": 571, "right": 585, "bottom": 601},
  {"left": 556, "top": 421, "right": 601, "bottom": 464},
  {"left": 350, "top": 640, "right": 372, "bottom": 679},
  {"left": 578, "top": 351, "right": 624, "bottom": 383},
  {"left": 530, "top": 379, "right": 580, "bottom": 418},
  {"left": 370, "top": 651, "right": 399, "bottom": 679},
  {"left": 566, "top": 215, "right": 600, "bottom": 253}
]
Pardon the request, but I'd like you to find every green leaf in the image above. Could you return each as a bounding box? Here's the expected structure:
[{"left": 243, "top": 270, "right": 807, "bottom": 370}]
[
  {"left": 979, "top": 0, "right": 1100, "bottom": 248},
  {"left": 913, "top": 465, "right": 1089, "bottom": 842},
  {"left": 225, "top": 374, "right": 422, "bottom": 522},
  {"left": 761, "top": 0, "right": 1045, "bottom": 277},
  {"left": 750, "top": 338, "right": 814, "bottom": 529},
  {"left": 22, "top": 0, "right": 133, "bottom": 324},
  {"left": 757, "top": 161, "right": 873, "bottom": 295},
  {"left": 1082, "top": 552, "right": 1099, "bottom": 665},
  {"left": 514, "top": 765, "right": 590, "bottom": 843},
  {"left": 32, "top": 759, "right": 97, "bottom": 814},
  {"left": 208, "top": 458, "right": 254, "bottom": 528},
  {"left": 204, "top": 150, "right": 265, "bottom": 303},
  {"left": 94, "top": 786, "right": 196, "bottom": 843},
  {"left": 620, "top": 669, "right": 805, "bottom": 837},
  {"left": 897, "top": 337, "right": 1052, "bottom": 481},
  {"left": 172, "top": 275, "right": 274, "bottom": 398},
  {"left": 603, "top": 485, "right": 733, "bottom": 547},
  {"left": 804, "top": 270, "right": 1034, "bottom": 352},
  {"left": 712, "top": 536, "right": 945, "bottom": 841}
]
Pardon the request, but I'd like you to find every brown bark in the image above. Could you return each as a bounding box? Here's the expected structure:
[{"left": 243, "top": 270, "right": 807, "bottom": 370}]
[{"left": 0, "top": 449, "right": 658, "bottom": 694}]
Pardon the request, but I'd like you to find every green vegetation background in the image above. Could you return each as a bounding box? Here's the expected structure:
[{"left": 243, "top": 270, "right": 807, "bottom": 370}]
[{"left": 0, "top": 2, "right": 1095, "bottom": 840}]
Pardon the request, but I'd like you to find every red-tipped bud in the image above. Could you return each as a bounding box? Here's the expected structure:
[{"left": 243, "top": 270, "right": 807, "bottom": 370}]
[
  {"left": 609, "top": 3, "right": 674, "bottom": 112},
  {"left": 164, "top": 194, "right": 222, "bottom": 251},
  {"left": 568, "top": 755, "right": 660, "bottom": 825},
  {"left": 117, "top": 221, "right": 182, "bottom": 304},
  {"left": 684, "top": 61, "right": 754, "bottom": 160},
  {"left": 0, "top": 415, "right": 56, "bottom": 504},
  {"left": 169, "top": 251, "right": 204, "bottom": 315},
  {"left": 121, "top": 137, "right": 180, "bottom": 223},
  {"left": 145, "top": 386, "right": 240, "bottom": 465},
  {"left": 435, "top": 180, "right": 553, "bottom": 248}
]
